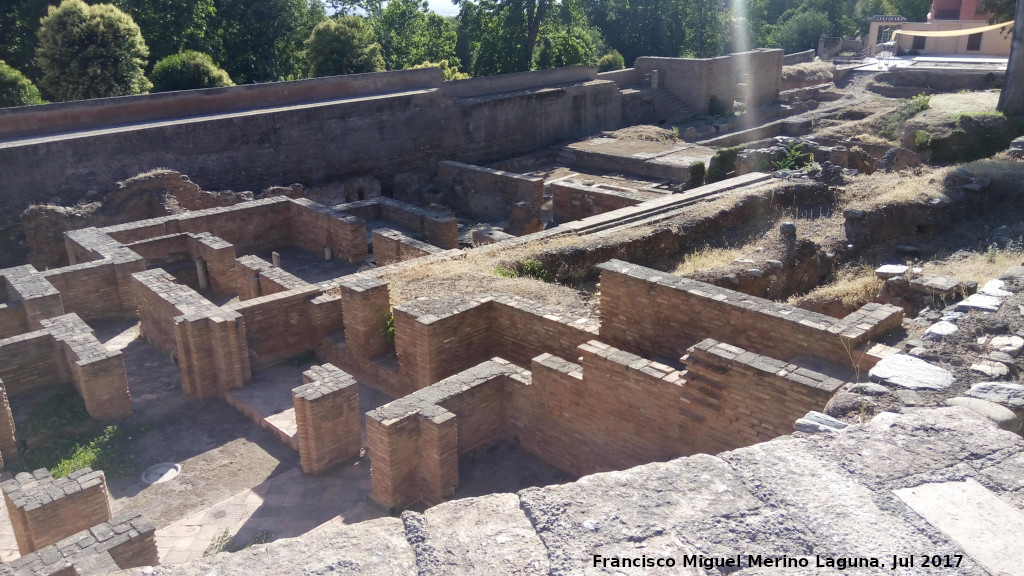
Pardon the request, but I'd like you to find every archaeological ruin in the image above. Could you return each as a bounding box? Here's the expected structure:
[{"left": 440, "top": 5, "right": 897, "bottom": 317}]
[{"left": 1, "top": 48, "right": 1023, "bottom": 575}]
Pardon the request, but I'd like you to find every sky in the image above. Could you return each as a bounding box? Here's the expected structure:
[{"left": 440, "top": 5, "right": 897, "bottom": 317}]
[{"left": 426, "top": 0, "right": 460, "bottom": 16}]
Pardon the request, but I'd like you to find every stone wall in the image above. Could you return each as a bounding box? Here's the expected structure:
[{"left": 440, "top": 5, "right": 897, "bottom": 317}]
[
  {"left": 332, "top": 198, "right": 460, "bottom": 250},
  {"left": 679, "top": 338, "right": 844, "bottom": 454},
  {"left": 372, "top": 229, "right": 445, "bottom": 266},
  {"left": 597, "top": 260, "right": 902, "bottom": 368},
  {"left": 437, "top": 161, "right": 545, "bottom": 221},
  {"left": 289, "top": 199, "right": 367, "bottom": 264},
  {"left": 0, "top": 332, "right": 63, "bottom": 398},
  {"left": 636, "top": 49, "right": 782, "bottom": 114},
  {"left": 293, "top": 364, "right": 361, "bottom": 475},
  {"left": 2, "top": 468, "right": 111, "bottom": 555}
]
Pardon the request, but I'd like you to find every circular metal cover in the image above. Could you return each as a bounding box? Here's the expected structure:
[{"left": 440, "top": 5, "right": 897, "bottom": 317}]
[{"left": 141, "top": 463, "right": 182, "bottom": 484}]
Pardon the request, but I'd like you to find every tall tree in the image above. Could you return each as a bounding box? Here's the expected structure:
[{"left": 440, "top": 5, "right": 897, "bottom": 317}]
[
  {"left": 0, "top": 59, "right": 44, "bottom": 107},
  {"left": 998, "top": 0, "right": 1023, "bottom": 113},
  {"left": 111, "top": 0, "right": 218, "bottom": 66},
  {"left": 212, "top": 0, "right": 326, "bottom": 83},
  {"left": 586, "top": 0, "right": 689, "bottom": 64},
  {"left": 1, "top": 0, "right": 53, "bottom": 78},
  {"left": 304, "top": 16, "right": 386, "bottom": 76},
  {"left": 374, "top": 0, "right": 459, "bottom": 70},
  {"left": 455, "top": 0, "right": 552, "bottom": 72},
  {"left": 36, "top": 0, "right": 152, "bottom": 101},
  {"left": 151, "top": 50, "right": 234, "bottom": 91}
]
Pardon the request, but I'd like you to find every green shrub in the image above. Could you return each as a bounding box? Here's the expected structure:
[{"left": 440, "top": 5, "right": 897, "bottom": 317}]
[
  {"left": 384, "top": 308, "right": 395, "bottom": 344},
  {"left": 151, "top": 51, "right": 234, "bottom": 92},
  {"left": 914, "top": 130, "right": 932, "bottom": 150},
  {"left": 0, "top": 60, "right": 44, "bottom": 107},
  {"left": 494, "top": 258, "right": 554, "bottom": 282},
  {"left": 689, "top": 161, "right": 706, "bottom": 186},
  {"left": 597, "top": 50, "right": 625, "bottom": 72},
  {"left": 19, "top": 388, "right": 90, "bottom": 438},
  {"left": 15, "top": 423, "right": 148, "bottom": 478},
  {"left": 411, "top": 59, "right": 469, "bottom": 81},
  {"left": 706, "top": 146, "right": 743, "bottom": 183},
  {"left": 771, "top": 141, "right": 813, "bottom": 170},
  {"left": 879, "top": 93, "right": 931, "bottom": 141}
]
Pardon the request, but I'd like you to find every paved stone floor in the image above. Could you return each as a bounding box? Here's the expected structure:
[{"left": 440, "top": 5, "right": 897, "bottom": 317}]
[{"left": 155, "top": 462, "right": 383, "bottom": 565}]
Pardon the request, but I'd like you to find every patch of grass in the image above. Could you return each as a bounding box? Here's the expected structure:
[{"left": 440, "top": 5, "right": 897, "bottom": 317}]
[
  {"left": 914, "top": 130, "right": 932, "bottom": 150},
  {"left": 791, "top": 268, "right": 884, "bottom": 315},
  {"left": 205, "top": 529, "right": 230, "bottom": 556},
  {"left": 781, "top": 60, "right": 834, "bottom": 86},
  {"left": 772, "top": 141, "right": 814, "bottom": 171},
  {"left": 672, "top": 246, "right": 746, "bottom": 276},
  {"left": 706, "top": 146, "right": 744, "bottom": 183},
  {"left": 384, "top": 308, "right": 395, "bottom": 344},
  {"left": 924, "top": 247, "right": 1024, "bottom": 283},
  {"left": 689, "top": 161, "right": 706, "bottom": 187},
  {"left": 879, "top": 93, "right": 931, "bottom": 141},
  {"left": 14, "top": 423, "right": 149, "bottom": 479},
  {"left": 19, "top": 388, "right": 91, "bottom": 438},
  {"left": 493, "top": 258, "right": 554, "bottom": 282}
]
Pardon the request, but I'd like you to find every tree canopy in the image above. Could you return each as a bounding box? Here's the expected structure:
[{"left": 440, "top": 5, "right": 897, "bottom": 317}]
[
  {"left": 0, "top": 60, "right": 44, "bottom": 107},
  {"left": 305, "top": 16, "right": 386, "bottom": 77},
  {"left": 36, "top": 0, "right": 152, "bottom": 101},
  {"left": 151, "top": 50, "right": 234, "bottom": 91}
]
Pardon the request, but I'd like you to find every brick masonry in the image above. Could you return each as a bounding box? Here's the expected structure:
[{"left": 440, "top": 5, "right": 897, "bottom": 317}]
[
  {"left": 0, "top": 314, "right": 130, "bottom": 421},
  {"left": 597, "top": 259, "right": 903, "bottom": 369},
  {"left": 679, "top": 338, "right": 845, "bottom": 454},
  {"left": 1, "top": 469, "right": 111, "bottom": 555},
  {"left": 0, "top": 382, "right": 16, "bottom": 469},
  {"left": 0, "top": 267, "right": 64, "bottom": 339},
  {"left": 1, "top": 510, "right": 158, "bottom": 576},
  {"left": 437, "top": 161, "right": 545, "bottom": 221},
  {"left": 371, "top": 229, "right": 445, "bottom": 266},
  {"left": 235, "top": 256, "right": 309, "bottom": 301},
  {"left": 293, "top": 364, "right": 361, "bottom": 475},
  {"left": 549, "top": 178, "right": 655, "bottom": 223}
]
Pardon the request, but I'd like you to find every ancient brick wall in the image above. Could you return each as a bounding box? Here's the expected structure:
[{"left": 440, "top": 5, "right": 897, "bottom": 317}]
[
  {"left": 293, "top": 364, "right": 361, "bottom": 475},
  {"left": 678, "top": 339, "right": 844, "bottom": 454},
  {"left": 0, "top": 303, "right": 29, "bottom": 340},
  {"left": 4, "top": 510, "right": 158, "bottom": 575},
  {"left": 2, "top": 468, "right": 111, "bottom": 555},
  {"left": 366, "top": 360, "right": 520, "bottom": 510},
  {"left": 0, "top": 382, "right": 17, "bottom": 468},
  {"left": 511, "top": 342, "right": 684, "bottom": 477},
  {"left": 235, "top": 255, "right": 309, "bottom": 301},
  {"left": 489, "top": 297, "right": 598, "bottom": 366},
  {"left": 289, "top": 199, "right": 367, "bottom": 264},
  {"left": 376, "top": 198, "right": 459, "bottom": 249},
  {"left": 131, "top": 269, "right": 249, "bottom": 398},
  {"left": 225, "top": 286, "right": 320, "bottom": 369},
  {"left": 0, "top": 332, "right": 65, "bottom": 397},
  {"left": 437, "top": 161, "right": 545, "bottom": 221},
  {"left": 41, "top": 314, "right": 131, "bottom": 421},
  {"left": 372, "top": 229, "right": 444, "bottom": 266},
  {"left": 1, "top": 266, "right": 64, "bottom": 334},
  {"left": 597, "top": 260, "right": 902, "bottom": 368},
  {"left": 393, "top": 299, "right": 494, "bottom": 392},
  {"left": 549, "top": 179, "right": 649, "bottom": 223}
]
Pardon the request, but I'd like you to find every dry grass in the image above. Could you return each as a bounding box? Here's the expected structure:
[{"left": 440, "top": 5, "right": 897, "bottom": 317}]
[
  {"left": 379, "top": 234, "right": 597, "bottom": 315},
  {"left": 671, "top": 246, "right": 748, "bottom": 276},
  {"left": 781, "top": 60, "right": 834, "bottom": 85},
  {"left": 840, "top": 166, "right": 952, "bottom": 210},
  {"left": 921, "top": 249, "right": 1024, "bottom": 284},
  {"left": 791, "top": 265, "right": 884, "bottom": 312}
]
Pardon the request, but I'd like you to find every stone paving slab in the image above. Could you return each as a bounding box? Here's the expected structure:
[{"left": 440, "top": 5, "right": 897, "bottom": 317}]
[
  {"left": 895, "top": 478, "right": 1024, "bottom": 576},
  {"left": 154, "top": 463, "right": 380, "bottom": 565}
]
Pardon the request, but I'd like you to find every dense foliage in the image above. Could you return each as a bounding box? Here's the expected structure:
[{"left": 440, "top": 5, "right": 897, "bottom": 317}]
[
  {"left": 36, "top": 0, "right": 152, "bottom": 101},
  {"left": 1, "top": 0, "right": 985, "bottom": 103},
  {"left": 0, "top": 59, "right": 44, "bottom": 106},
  {"left": 151, "top": 50, "right": 234, "bottom": 92}
]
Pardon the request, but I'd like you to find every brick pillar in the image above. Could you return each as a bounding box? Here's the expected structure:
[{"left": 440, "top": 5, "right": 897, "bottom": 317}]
[
  {"left": 293, "top": 364, "right": 361, "bottom": 475},
  {"left": 366, "top": 415, "right": 420, "bottom": 512},
  {"left": 1, "top": 468, "right": 111, "bottom": 555},
  {"left": 417, "top": 412, "right": 458, "bottom": 506},
  {"left": 0, "top": 381, "right": 15, "bottom": 468},
  {"left": 338, "top": 277, "right": 392, "bottom": 360}
]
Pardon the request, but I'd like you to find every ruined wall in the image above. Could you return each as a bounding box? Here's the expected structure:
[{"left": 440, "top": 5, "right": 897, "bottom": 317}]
[
  {"left": 42, "top": 314, "right": 132, "bottom": 421},
  {"left": 0, "top": 332, "right": 65, "bottom": 397},
  {"left": 289, "top": 199, "right": 367, "bottom": 264},
  {"left": 235, "top": 255, "right": 309, "bottom": 301},
  {"left": 0, "top": 266, "right": 64, "bottom": 339},
  {"left": 2, "top": 468, "right": 111, "bottom": 555},
  {"left": 597, "top": 260, "right": 902, "bottom": 368},
  {"left": 0, "top": 383, "right": 16, "bottom": 467},
  {"left": 437, "top": 161, "right": 545, "bottom": 221},
  {"left": 293, "top": 364, "right": 361, "bottom": 475},
  {"left": 550, "top": 179, "right": 649, "bottom": 222},
  {"left": 225, "top": 286, "right": 321, "bottom": 369},
  {"left": 372, "top": 229, "right": 444, "bottom": 265},
  {"left": 513, "top": 343, "right": 684, "bottom": 477},
  {"left": 679, "top": 339, "right": 844, "bottom": 454},
  {"left": 636, "top": 50, "right": 782, "bottom": 114}
]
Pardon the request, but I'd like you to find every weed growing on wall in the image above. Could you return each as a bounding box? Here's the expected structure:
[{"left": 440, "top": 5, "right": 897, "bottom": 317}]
[{"left": 879, "top": 93, "right": 930, "bottom": 141}]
